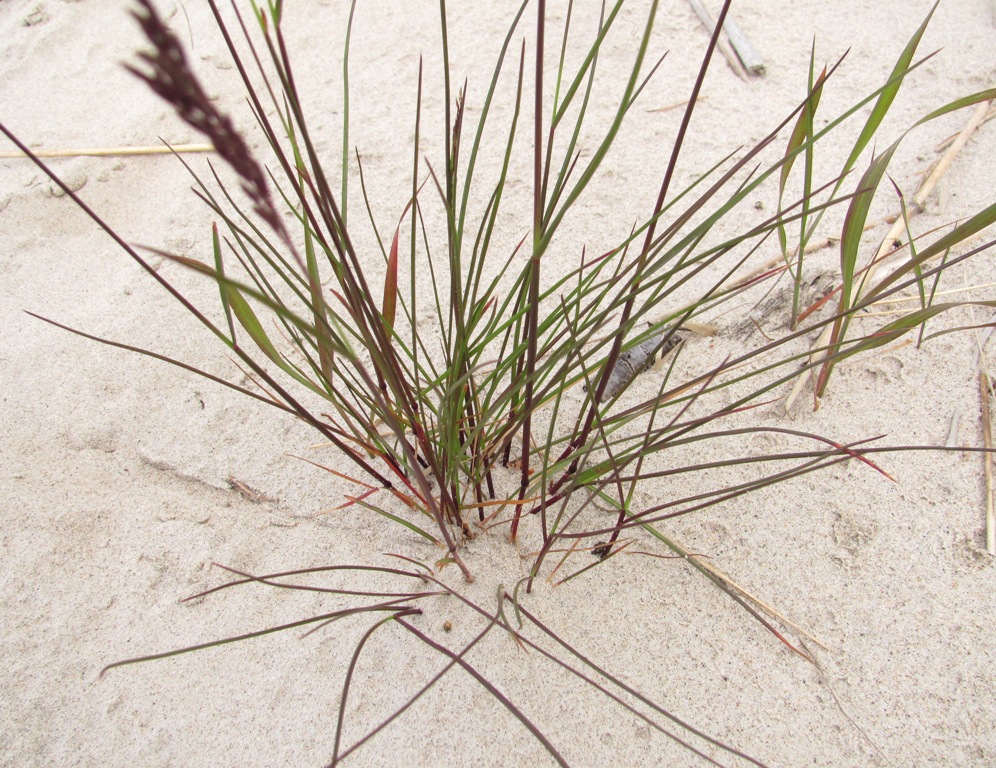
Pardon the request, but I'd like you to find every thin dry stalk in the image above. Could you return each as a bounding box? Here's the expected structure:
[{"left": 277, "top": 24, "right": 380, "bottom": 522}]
[
  {"left": 796, "top": 214, "right": 899, "bottom": 256},
  {"left": 870, "top": 281, "right": 996, "bottom": 306},
  {"left": 690, "top": 547, "right": 831, "bottom": 652},
  {"left": 647, "top": 97, "right": 695, "bottom": 114},
  {"left": 935, "top": 104, "right": 995, "bottom": 151},
  {"left": 917, "top": 101, "right": 993, "bottom": 209},
  {"left": 0, "top": 143, "right": 213, "bottom": 159},
  {"left": 658, "top": 532, "right": 830, "bottom": 652},
  {"left": 981, "top": 371, "right": 995, "bottom": 555}
]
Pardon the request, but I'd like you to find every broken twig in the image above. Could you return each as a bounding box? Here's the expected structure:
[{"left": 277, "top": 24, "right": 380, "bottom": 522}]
[
  {"left": 687, "top": 0, "right": 750, "bottom": 81},
  {"left": 722, "top": 14, "right": 766, "bottom": 75}
]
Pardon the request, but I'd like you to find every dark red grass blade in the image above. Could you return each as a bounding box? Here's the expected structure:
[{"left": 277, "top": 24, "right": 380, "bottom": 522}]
[
  {"left": 333, "top": 609, "right": 501, "bottom": 765},
  {"left": 426, "top": 576, "right": 766, "bottom": 766},
  {"left": 180, "top": 563, "right": 425, "bottom": 602},
  {"left": 394, "top": 616, "right": 570, "bottom": 767},
  {"left": 510, "top": 600, "right": 769, "bottom": 767},
  {"left": 100, "top": 596, "right": 421, "bottom": 677},
  {"left": 330, "top": 609, "right": 421, "bottom": 766}
]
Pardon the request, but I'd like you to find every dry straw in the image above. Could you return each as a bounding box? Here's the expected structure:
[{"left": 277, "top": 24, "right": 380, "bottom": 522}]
[{"left": 0, "top": 143, "right": 212, "bottom": 159}]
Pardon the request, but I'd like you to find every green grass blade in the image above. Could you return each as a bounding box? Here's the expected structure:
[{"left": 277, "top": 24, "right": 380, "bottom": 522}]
[
  {"left": 839, "top": 1, "right": 937, "bottom": 175},
  {"left": 211, "top": 223, "right": 238, "bottom": 344},
  {"left": 816, "top": 143, "right": 899, "bottom": 396},
  {"left": 340, "top": 0, "right": 357, "bottom": 226},
  {"left": 870, "top": 205, "right": 996, "bottom": 297}
]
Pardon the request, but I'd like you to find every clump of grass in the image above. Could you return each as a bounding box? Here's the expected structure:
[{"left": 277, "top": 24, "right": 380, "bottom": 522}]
[{"left": 3, "top": 0, "right": 995, "bottom": 764}]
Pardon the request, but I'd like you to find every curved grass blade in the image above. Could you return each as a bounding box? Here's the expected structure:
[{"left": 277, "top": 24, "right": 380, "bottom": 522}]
[
  {"left": 330, "top": 608, "right": 420, "bottom": 766},
  {"left": 332, "top": 606, "right": 502, "bottom": 765},
  {"left": 393, "top": 616, "right": 570, "bottom": 768},
  {"left": 100, "top": 596, "right": 421, "bottom": 677}
]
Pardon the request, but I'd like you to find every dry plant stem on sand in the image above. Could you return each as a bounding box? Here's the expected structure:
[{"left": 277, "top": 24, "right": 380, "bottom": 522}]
[
  {"left": 0, "top": 143, "right": 213, "bottom": 159},
  {"left": 4, "top": 0, "right": 996, "bottom": 764},
  {"left": 982, "top": 371, "right": 996, "bottom": 555},
  {"left": 686, "top": 0, "right": 750, "bottom": 80}
]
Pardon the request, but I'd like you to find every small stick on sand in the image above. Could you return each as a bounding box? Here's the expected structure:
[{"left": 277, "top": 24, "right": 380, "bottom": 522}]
[
  {"left": 0, "top": 143, "right": 214, "bottom": 159},
  {"left": 981, "top": 373, "right": 995, "bottom": 555},
  {"left": 722, "top": 14, "right": 766, "bottom": 75},
  {"left": 687, "top": 0, "right": 750, "bottom": 82},
  {"left": 914, "top": 102, "right": 991, "bottom": 210}
]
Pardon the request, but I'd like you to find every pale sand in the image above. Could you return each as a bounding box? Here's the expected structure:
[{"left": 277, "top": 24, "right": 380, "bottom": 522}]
[{"left": 2, "top": 1, "right": 995, "bottom": 766}]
